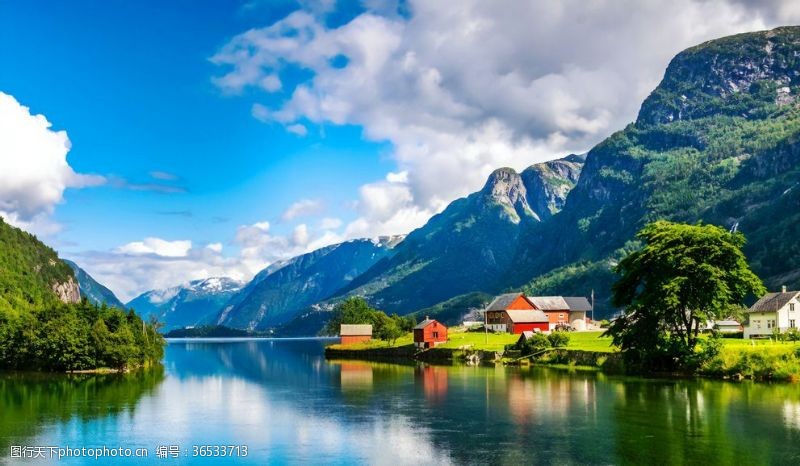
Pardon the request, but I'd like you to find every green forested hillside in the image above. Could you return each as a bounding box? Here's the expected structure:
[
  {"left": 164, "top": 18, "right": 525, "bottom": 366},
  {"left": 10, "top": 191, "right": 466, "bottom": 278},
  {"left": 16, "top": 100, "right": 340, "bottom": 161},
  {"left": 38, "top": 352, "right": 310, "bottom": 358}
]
[
  {"left": 0, "top": 217, "right": 74, "bottom": 314},
  {"left": 0, "top": 218, "right": 164, "bottom": 371}
]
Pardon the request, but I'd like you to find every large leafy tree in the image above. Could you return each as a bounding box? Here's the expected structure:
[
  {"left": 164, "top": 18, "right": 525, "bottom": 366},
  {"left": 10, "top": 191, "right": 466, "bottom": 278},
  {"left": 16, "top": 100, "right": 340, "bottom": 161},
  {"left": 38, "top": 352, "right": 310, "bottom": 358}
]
[{"left": 607, "top": 221, "right": 764, "bottom": 370}]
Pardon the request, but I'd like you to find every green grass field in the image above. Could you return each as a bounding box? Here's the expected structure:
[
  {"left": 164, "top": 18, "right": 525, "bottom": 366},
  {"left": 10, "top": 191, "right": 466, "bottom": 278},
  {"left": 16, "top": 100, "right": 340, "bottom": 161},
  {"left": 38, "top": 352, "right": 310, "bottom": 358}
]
[{"left": 328, "top": 329, "right": 618, "bottom": 353}]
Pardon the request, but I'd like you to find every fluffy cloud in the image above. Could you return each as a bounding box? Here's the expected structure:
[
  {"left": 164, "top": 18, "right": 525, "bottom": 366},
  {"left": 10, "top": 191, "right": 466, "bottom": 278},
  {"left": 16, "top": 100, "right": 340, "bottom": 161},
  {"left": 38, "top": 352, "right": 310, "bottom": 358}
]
[
  {"left": 73, "top": 243, "right": 245, "bottom": 302},
  {"left": 206, "top": 242, "right": 224, "bottom": 253},
  {"left": 0, "top": 92, "right": 104, "bottom": 233},
  {"left": 116, "top": 237, "right": 193, "bottom": 257},
  {"left": 281, "top": 198, "right": 325, "bottom": 221},
  {"left": 213, "top": 0, "right": 800, "bottom": 237}
]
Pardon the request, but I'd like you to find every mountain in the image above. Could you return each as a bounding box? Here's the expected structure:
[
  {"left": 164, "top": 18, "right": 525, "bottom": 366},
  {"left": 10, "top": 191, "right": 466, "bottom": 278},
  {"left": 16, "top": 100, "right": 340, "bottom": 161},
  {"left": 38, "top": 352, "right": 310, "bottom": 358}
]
[
  {"left": 217, "top": 237, "right": 404, "bottom": 330},
  {"left": 331, "top": 154, "right": 584, "bottom": 314},
  {"left": 0, "top": 217, "right": 80, "bottom": 313},
  {"left": 292, "top": 26, "right": 800, "bottom": 328},
  {"left": 63, "top": 260, "right": 125, "bottom": 309},
  {"left": 506, "top": 26, "right": 800, "bottom": 313},
  {"left": 127, "top": 277, "right": 244, "bottom": 331}
]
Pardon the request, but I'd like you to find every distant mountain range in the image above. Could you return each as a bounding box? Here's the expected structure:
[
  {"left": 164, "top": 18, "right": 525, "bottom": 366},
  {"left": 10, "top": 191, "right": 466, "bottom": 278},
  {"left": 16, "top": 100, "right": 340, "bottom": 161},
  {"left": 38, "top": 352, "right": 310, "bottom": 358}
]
[
  {"left": 126, "top": 277, "right": 244, "bottom": 331},
  {"left": 216, "top": 236, "right": 403, "bottom": 330},
  {"left": 19, "top": 26, "right": 800, "bottom": 336}
]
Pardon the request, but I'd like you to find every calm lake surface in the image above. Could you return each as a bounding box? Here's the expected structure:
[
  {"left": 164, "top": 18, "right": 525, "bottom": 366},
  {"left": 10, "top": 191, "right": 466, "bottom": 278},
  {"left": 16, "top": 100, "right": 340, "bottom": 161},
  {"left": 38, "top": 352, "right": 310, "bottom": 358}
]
[{"left": 2, "top": 338, "right": 800, "bottom": 465}]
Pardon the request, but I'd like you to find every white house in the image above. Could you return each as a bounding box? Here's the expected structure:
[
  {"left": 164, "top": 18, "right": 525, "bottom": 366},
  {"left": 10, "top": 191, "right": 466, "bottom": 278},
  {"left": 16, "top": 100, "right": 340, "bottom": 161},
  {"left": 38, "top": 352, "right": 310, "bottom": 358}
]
[{"left": 744, "top": 287, "right": 800, "bottom": 338}]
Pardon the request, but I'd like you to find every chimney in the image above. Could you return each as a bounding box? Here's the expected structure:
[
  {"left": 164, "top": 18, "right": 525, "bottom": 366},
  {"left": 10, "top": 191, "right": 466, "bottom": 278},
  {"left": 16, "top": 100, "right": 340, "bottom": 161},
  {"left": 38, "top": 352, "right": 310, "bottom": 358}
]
[{"left": 782, "top": 285, "right": 787, "bottom": 293}]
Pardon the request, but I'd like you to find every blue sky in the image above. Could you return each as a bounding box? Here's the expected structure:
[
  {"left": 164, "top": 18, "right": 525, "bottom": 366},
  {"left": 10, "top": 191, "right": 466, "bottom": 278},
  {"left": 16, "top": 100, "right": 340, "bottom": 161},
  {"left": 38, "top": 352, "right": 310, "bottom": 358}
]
[
  {"left": 1, "top": 1, "right": 390, "bottom": 251},
  {"left": 1, "top": 0, "right": 795, "bottom": 300}
]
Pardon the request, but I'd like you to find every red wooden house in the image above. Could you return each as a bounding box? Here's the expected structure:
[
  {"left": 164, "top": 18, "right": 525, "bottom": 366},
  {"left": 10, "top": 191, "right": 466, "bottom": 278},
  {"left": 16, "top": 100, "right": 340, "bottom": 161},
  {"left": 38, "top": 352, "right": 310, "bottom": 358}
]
[
  {"left": 505, "top": 310, "right": 550, "bottom": 334},
  {"left": 339, "top": 324, "right": 373, "bottom": 345},
  {"left": 414, "top": 318, "right": 447, "bottom": 348},
  {"left": 484, "top": 293, "right": 537, "bottom": 332}
]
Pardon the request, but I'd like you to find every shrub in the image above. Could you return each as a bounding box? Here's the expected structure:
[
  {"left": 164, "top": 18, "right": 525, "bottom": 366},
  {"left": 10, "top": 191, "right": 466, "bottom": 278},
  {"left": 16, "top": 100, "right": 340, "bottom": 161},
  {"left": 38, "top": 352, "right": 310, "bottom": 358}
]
[
  {"left": 515, "top": 333, "right": 551, "bottom": 355},
  {"left": 785, "top": 328, "right": 800, "bottom": 342},
  {"left": 547, "top": 331, "right": 571, "bottom": 348}
]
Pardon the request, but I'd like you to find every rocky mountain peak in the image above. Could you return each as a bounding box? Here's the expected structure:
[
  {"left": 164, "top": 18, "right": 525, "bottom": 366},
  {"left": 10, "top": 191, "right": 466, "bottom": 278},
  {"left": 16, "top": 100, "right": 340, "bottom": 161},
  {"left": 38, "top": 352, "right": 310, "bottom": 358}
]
[
  {"left": 521, "top": 154, "right": 585, "bottom": 218},
  {"left": 480, "top": 167, "right": 533, "bottom": 221},
  {"left": 637, "top": 26, "right": 800, "bottom": 125}
]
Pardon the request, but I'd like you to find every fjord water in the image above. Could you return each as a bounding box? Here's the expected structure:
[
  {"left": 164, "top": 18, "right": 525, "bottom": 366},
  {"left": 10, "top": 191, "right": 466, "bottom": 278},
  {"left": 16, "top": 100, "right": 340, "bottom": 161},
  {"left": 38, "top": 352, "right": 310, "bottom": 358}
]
[{"left": 2, "top": 339, "right": 800, "bottom": 465}]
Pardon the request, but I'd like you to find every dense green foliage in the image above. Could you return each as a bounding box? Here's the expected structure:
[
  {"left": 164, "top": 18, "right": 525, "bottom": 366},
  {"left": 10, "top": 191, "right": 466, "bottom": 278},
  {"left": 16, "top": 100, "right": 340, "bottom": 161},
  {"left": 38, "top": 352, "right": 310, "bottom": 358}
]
[
  {"left": 0, "top": 218, "right": 73, "bottom": 314},
  {"left": 0, "top": 219, "right": 164, "bottom": 372},
  {"left": 323, "top": 297, "right": 415, "bottom": 343},
  {"left": 0, "top": 300, "right": 164, "bottom": 372},
  {"left": 606, "top": 221, "right": 764, "bottom": 371},
  {"left": 700, "top": 343, "right": 800, "bottom": 381}
]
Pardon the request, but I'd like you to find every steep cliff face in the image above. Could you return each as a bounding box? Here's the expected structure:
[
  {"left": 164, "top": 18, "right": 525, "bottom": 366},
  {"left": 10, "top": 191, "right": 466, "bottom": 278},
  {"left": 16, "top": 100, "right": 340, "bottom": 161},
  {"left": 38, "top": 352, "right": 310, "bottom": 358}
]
[
  {"left": 521, "top": 154, "right": 585, "bottom": 218},
  {"left": 51, "top": 276, "right": 81, "bottom": 304},
  {"left": 638, "top": 27, "right": 800, "bottom": 125}
]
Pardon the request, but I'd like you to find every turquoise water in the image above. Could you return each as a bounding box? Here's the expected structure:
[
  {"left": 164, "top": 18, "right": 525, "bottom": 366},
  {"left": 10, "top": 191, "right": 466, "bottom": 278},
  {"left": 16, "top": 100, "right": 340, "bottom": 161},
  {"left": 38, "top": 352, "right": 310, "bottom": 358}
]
[{"left": 2, "top": 338, "right": 800, "bottom": 465}]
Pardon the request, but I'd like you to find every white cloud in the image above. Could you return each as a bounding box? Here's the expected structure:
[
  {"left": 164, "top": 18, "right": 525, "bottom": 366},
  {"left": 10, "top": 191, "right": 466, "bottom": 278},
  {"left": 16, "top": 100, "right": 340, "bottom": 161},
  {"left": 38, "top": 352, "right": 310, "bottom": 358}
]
[
  {"left": 116, "top": 237, "right": 193, "bottom": 257},
  {"left": 281, "top": 198, "right": 325, "bottom": 221},
  {"left": 292, "top": 223, "right": 310, "bottom": 246},
  {"left": 319, "top": 217, "right": 342, "bottom": 229},
  {"left": 286, "top": 123, "right": 308, "bottom": 136},
  {"left": 0, "top": 92, "right": 104, "bottom": 234},
  {"left": 212, "top": 0, "right": 800, "bottom": 237},
  {"left": 206, "top": 242, "right": 224, "bottom": 253},
  {"left": 73, "top": 244, "right": 245, "bottom": 302}
]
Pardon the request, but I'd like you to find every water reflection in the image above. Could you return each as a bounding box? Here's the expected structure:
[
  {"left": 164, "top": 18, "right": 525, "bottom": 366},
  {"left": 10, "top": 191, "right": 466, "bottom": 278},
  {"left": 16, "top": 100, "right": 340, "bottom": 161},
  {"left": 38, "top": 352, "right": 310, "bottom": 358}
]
[
  {"left": 3, "top": 339, "right": 800, "bottom": 465},
  {"left": 0, "top": 367, "right": 164, "bottom": 456}
]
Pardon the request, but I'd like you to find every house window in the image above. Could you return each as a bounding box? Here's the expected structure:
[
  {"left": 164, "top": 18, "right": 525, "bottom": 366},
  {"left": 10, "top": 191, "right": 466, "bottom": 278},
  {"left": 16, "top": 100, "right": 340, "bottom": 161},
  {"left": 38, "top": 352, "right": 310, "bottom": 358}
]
[
  {"left": 433, "top": 331, "right": 438, "bottom": 338},
  {"left": 767, "top": 320, "right": 773, "bottom": 329},
  {"left": 754, "top": 320, "right": 761, "bottom": 329},
  {"left": 791, "top": 320, "right": 796, "bottom": 328},
  {"left": 791, "top": 303, "right": 796, "bottom": 312}
]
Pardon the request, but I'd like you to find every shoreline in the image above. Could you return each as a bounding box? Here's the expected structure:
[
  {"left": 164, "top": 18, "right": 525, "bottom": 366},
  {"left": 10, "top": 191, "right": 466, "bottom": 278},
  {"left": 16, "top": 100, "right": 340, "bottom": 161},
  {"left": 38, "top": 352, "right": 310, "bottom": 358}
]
[{"left": 324, "top": 344, "right": 800, "bottom": 383}]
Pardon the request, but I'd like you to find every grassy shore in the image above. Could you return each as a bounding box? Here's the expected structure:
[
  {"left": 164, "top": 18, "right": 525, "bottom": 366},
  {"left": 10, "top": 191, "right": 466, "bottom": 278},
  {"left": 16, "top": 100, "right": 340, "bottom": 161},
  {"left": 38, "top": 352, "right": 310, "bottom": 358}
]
[
  {"left": 326, "top": 328, "right": 800, "bottom": 381},
  {"left": 326, "top": 329, "right": 617, "bottom": 352}
]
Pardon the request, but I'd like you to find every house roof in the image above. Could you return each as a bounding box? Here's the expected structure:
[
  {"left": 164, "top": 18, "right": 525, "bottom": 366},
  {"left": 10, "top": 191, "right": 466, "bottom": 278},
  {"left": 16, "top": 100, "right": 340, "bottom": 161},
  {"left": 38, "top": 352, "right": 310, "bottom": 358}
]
[
  {"left": 518, "top": 331, "right": 535, "bottom": 340},
  {"left": 486, "top": 292, "right": 526, "bottom": 311},
  {"left": 414, "top": 318, "right": 441, "bottom": 330},
  {"left": 563, "top": 297, "right": 592, "bottom": 312},
  {"left": 506, "top": 310, "right": 549, "bottom": 323},
  {"left": 528, "top": 296, "right": 569, "bottom": 311},
  {"left": 714, "top": 320, "right": 742, "bottom": 327},
  {"left": 747, "top": 292, "right": 800, "bottom": 312},
  {"left": 340, "top": 324, "right": 373, "bottom": 336}
]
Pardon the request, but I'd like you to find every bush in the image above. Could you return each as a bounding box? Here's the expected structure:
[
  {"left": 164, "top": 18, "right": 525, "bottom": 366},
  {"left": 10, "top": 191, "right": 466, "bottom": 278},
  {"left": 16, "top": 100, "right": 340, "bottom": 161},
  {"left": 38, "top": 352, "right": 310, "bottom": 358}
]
[
  {"left": 515, "top": 333, "right": 551, "bottom": 355},
  {"left": 547, "top": 331, "right": 571, "bottom": 348},
  {"left": 785, "top": 328, "right": 800, "bottom": 342}
]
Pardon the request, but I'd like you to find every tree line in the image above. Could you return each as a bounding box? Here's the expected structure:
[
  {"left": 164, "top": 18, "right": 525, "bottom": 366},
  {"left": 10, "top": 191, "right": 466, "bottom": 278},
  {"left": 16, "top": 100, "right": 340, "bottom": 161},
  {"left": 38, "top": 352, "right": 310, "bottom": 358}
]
[
  {"left": 323, "top": 297, "right": 416, "bottom": 344},
  {"left": 0, "top": 299, "right": 165, "bottom": 372}
]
